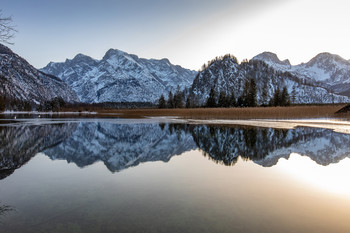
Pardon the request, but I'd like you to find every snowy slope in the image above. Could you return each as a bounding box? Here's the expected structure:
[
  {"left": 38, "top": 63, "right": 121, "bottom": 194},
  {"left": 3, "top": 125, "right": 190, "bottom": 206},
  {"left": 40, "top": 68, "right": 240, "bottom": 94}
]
[
  {"left": 192, "top": 57, "right": 349, "bottom": 104},
  {"left": 0, "top": 44, "right": 79, "bottom": 104},
  {"left": 41, "top": 49, "right": 197, "bottom": 103},
  {"left": 253, "top": 52, "right": 350, "bottom": 97}
]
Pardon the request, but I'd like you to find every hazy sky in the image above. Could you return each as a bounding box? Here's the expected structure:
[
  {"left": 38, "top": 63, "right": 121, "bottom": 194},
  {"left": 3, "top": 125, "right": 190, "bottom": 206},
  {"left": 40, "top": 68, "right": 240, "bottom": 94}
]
[{"left": 2, "top": 0, "right": 350, "bottom": 70}]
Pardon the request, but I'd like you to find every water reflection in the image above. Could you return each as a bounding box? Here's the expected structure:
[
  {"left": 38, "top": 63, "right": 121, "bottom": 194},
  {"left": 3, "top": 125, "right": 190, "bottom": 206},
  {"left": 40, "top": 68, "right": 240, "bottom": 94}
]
[
  {"left": 43, "top": 122, "right": 196, "bottom": 172},
  {"left": 190, "top": 125, "right": 350, "bottom": 167},
  {"left": 0, "top": 123, "right": 77, "bottom": 180},
  {"left": 1, "top": 121, "right": 350, "bottom": 179}
]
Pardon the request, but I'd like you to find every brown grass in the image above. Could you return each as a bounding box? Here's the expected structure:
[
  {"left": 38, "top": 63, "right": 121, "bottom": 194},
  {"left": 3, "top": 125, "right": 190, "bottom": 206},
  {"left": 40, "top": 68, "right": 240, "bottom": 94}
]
[{"left": 94, "top": 104, "right": 350, "bottom": 119}]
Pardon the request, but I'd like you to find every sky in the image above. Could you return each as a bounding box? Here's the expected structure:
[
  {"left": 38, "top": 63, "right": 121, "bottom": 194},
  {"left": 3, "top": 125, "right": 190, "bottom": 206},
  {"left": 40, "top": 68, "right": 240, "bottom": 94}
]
[{"left": 2, "top": 0, "right": 350, "bottom": 70}]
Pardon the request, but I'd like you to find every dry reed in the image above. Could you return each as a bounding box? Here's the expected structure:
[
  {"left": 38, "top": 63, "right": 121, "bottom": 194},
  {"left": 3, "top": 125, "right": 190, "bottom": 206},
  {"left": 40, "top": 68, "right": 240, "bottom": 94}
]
[{"left": 96, "top": 104, "right": 349, "bottom": 119}]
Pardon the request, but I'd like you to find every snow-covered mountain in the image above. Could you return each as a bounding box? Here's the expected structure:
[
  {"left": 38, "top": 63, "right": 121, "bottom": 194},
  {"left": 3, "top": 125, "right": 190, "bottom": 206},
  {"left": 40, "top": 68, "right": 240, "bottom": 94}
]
[
  {"left": 253, "top": 52, "right": 350, "bottom": 97},
  {"left": 44, "top": 122, "right": 196, "bottom": 172},
  {"left": 191, "top": 56, "right": 349, "bottom": 105},
  {"left": 41, "top": 49, "right": 197, "bottom": 103},
  {"left": 0, "top": 44, "right": 79, "bottom": 104}
]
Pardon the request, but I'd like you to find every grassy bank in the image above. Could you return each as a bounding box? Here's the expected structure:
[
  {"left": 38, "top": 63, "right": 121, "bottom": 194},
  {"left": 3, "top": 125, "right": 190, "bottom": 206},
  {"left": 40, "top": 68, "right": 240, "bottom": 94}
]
[{"left": 95, "top": 104, "right": 349, "bottom": 119}]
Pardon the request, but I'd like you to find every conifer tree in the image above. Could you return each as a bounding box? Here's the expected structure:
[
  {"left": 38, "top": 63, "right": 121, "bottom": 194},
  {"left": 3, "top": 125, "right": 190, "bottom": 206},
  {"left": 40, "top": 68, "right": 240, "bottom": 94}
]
[
  {"left": 158, "top": 94, "right": 166, "bottom": 109},
  {"left": 185, "top": 96, "right": 191, "bottom": 108},
  {"left": 229, "top": 91, "right": 236, "bottom": 107},
  {"left": 281, "top": 86, "right": 291, "bottom": 106},
  {"left": 247, "top": 78, "right": 257, "bottom": 107},
  {"left": 218, "top": 91, "right": 228, "bottom": 107},
  {"left": 206, "top": 88, "right": 217, "bottom": 107},
  {"left": 167, "top": 91, "right": 174, "bottom": 108},
  {"left": 291, "top": 85, "right": 297, "bottom": 104},
  {"left": 272, "top": 87, "right": 281, "bottom": 107},
  {"left": 238, "top": 80, "right": 249, "bottom": 107},
  {"left": 173, "top": 87, "right": 184, "bottom": 108},
  {"left": 261, "top": 82, "right": 268, "bottom": 106},
  {"left": 0, "top": 94, "right": 5, "bottom": 112}
]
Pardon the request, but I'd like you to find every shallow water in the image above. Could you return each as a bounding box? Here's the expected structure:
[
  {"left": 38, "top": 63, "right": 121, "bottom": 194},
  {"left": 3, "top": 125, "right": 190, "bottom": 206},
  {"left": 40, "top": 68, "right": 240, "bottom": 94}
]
[{"left": 1, "top": 119, "right": 350, "bottom": 233}]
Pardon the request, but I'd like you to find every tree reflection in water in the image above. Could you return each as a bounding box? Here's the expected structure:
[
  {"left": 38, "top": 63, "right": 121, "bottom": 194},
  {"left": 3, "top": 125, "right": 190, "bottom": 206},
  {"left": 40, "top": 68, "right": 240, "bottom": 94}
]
[{"left": 189, "top": 124, "right": 350, "bottom": 167}]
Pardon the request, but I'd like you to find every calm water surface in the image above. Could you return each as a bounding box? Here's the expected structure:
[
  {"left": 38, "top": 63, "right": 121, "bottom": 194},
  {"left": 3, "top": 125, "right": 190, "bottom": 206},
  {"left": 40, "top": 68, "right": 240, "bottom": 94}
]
[{"left": 1, "top": 118, "right": 350, "bottom": 233}]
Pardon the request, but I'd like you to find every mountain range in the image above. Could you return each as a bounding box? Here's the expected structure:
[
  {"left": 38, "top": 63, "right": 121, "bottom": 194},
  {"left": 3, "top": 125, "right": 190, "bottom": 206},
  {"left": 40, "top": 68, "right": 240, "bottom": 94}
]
[
  {"left": 1, "top": 41, "right": 350, "bottom": 105},
  {"left": 42, "top": 49, "right": 350, "bottom": 105},
  {"left": 41, "top": 49, "right": 196, "bottom": 103}
]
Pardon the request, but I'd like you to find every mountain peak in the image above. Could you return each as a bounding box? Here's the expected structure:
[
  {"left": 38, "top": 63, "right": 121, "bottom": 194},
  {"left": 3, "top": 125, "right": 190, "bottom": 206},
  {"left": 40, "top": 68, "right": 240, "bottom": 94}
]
[
  {"left": 103, "top": 48, "right": 126, "bottom": 60},
  {"left": 70, "top": 53, "right": 96, "bottom": 64},
  {"left": 252, "top": 52, "right": 291, "bottom": 66},
  {"left": 306, "top": 52, "right": 349, "bottom": 67}
]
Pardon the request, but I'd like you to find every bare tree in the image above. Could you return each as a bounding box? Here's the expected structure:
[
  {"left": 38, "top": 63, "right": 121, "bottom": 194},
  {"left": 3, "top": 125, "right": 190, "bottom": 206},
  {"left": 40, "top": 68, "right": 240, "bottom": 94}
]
[{"left": 0, "top": 10, "right": 17, "bottom": 44}]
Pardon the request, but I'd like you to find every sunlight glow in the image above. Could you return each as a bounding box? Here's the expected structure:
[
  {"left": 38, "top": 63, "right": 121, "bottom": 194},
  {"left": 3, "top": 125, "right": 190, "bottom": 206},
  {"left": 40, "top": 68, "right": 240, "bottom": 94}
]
[{"left": 276, "top": 153, "right": 350, "bottom": 197}]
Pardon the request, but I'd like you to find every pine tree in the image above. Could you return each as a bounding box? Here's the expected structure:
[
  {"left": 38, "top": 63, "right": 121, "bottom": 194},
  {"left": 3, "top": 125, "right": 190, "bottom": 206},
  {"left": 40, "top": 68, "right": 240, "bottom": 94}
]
[
  {"left": 167, "top": 91, "right": 174, "bottom": 108},
  {"left": 158, "top": 94, "right": 166, "bottom": 109},
  {"left": 185, "top": 96, "right": 191, "bottom": 108},
  {"left": 281, "top": 86, "right": 291, "bottom": 106},
  {"left": 229, "top": 91, "right": 236, "bottom": 107},
  {"left": 0, "top": 94, "right": 5, "bottom": 112},
  {"left": 218, "top": 91, "right": 228, "bottom": 107},
  {"left": 261, "top": 82, "right": 268, "bottom": 106},
  {"left": 272, "top": 87, "right": 280, "bottom": 107},
  {"left": 206, "top": 88, "right": 217, "bottom": 108},
  {"left": 237, "top": 95, "right": 244, "bottom": 107},
  {"left": 173, "top": 87, "right": 184, "bottom": 108},
  {"left": 238, "top": 80, "right": 250, "bottom": 107},
  {"left": 247, "top": 78, "right": 257, "bottom": 107},
  {"left": 291, "top": 85, "right": 297, "bottom": 104}
]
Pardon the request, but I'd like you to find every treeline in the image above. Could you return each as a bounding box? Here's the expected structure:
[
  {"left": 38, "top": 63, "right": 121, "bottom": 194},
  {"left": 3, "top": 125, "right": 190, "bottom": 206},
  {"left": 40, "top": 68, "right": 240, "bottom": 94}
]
[
  {"left": 0, "top": 89, "right": 161, "bottom": 112},
  {"left": 158, "top": 88, "right": 186, "bottom": 109},
  {"left": 0, "top": 94, "right": 32, "bottom": 112},
  {"left": 37, "top": 97, "right": 66, "bottom": 112},
  {"left": 65, "top": 101, "right": 156, "bottom": 111},
  {"left": 0, "top": 95, "right": 68, "bottom": 112},
  {"left": 158, "top": 79, "right": 291, "bottom": 109}
]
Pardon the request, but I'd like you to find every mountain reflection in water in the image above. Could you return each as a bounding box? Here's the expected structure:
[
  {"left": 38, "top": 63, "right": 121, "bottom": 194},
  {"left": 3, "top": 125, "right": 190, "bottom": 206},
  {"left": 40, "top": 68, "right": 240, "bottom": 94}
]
[{"left": 1, "top": 121, "right": 350, "bottom": 179}]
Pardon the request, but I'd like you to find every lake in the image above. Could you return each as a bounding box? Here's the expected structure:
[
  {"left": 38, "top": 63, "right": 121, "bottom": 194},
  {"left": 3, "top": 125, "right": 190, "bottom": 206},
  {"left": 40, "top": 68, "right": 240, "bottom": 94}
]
[{"left": 1, "top": 117, "right": 350, "bottom": 233}]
